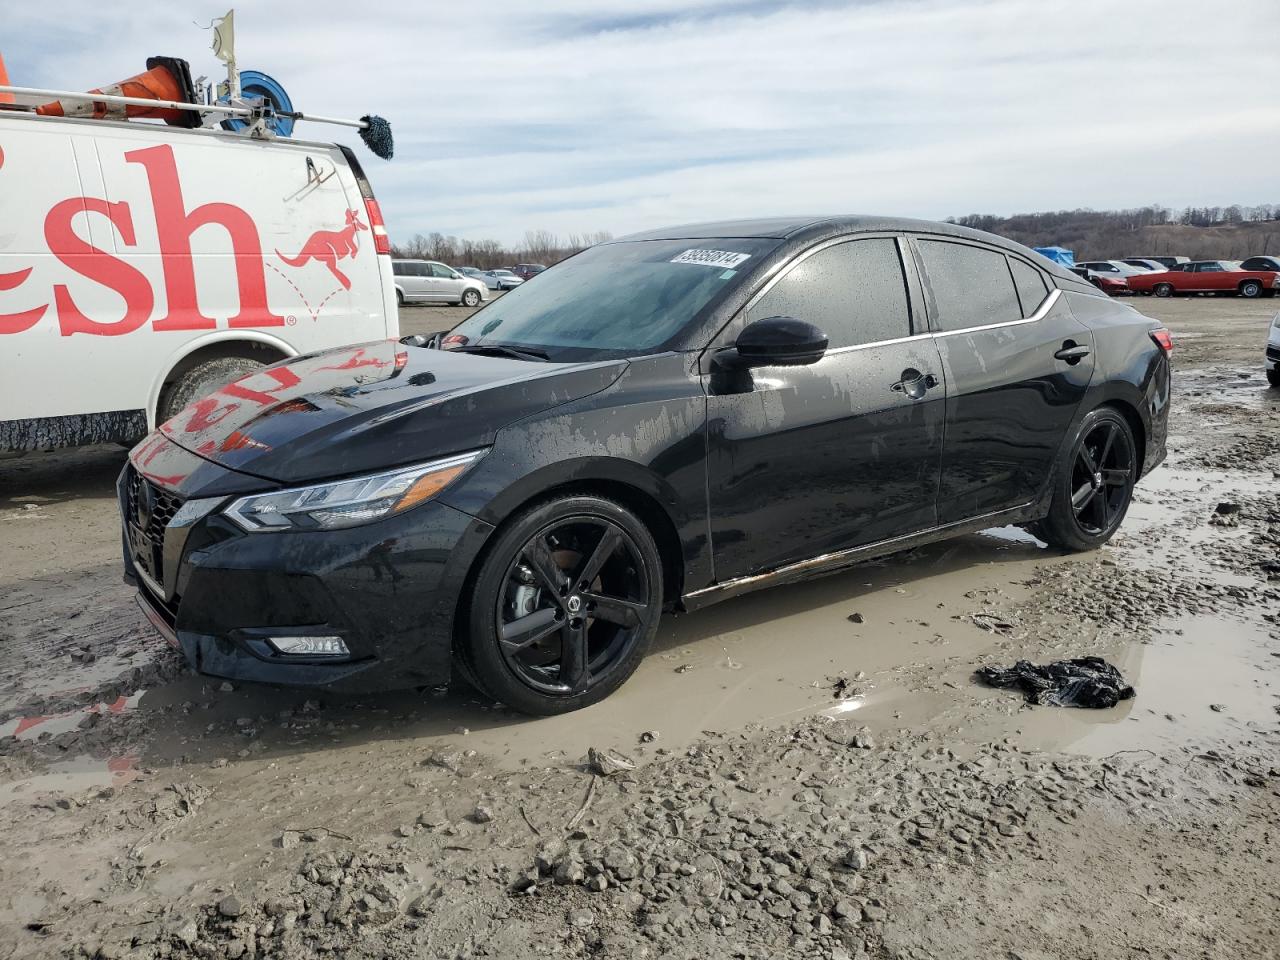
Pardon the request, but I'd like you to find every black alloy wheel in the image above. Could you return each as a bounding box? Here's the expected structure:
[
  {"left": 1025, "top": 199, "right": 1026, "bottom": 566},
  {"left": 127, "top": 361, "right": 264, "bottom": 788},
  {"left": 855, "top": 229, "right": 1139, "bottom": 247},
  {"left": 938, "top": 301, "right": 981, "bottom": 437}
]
[
  {"left": 1033, "top": 407, "right": 1137, "bottom": 551},
  {"left": 459, "top": 496, "right": 662, "bottom": 714},
  {"left": 1068, "top": 418, "right": 1135, "bottom": 536}
]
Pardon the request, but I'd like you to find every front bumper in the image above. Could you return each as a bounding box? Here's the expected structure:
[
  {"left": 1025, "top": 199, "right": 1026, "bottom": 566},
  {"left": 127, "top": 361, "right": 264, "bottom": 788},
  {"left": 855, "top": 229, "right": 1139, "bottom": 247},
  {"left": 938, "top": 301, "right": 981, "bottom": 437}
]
[
  {"left": 119, "top": 451, "right": 494, "bottom": 693},
  {"left": 1266, "top": 342, "right": 1279, "bottom": 371}
]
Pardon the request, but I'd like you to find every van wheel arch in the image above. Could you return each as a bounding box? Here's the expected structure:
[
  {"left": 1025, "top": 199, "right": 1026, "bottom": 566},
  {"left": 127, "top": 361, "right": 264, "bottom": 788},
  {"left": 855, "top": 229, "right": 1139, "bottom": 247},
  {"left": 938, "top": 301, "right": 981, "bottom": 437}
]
[{"left": 155, "top": 341, "right": 289, "bottom": 427}]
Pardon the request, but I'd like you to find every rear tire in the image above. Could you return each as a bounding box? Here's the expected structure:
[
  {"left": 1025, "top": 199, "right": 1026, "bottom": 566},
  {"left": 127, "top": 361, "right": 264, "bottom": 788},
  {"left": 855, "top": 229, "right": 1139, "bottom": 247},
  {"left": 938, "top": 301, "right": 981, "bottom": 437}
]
[
  {"left": 396, "top": 289, "right": 405, "bottom": 307},
  {"left": 1154, "top": 283, "right": 1174, "bottom": 298},
  {"left": 157, "top": 356, "right": 265, "bottom": 426},
  {"left": 1239, "top": 280, "right": 1263, "bottom": 298},
  {"left": 1036, "top": 407, "right": 1137, "bottom": 552},
  {"left": 1268, "top": 367, "right": 1280, "bottom": 389},
  {"left": 461, "top": 289, "right": 481, "bottom": 308},
  {"left": 457, "top": 495, "right": 663, "bottom": 715}
]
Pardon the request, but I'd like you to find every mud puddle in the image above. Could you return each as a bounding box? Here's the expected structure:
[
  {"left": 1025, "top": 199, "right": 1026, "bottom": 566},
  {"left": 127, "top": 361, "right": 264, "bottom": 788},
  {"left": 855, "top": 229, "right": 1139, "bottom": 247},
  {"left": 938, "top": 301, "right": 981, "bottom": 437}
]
[{"left": 104, "top": 527, "right": 1063, "bottom": 776}]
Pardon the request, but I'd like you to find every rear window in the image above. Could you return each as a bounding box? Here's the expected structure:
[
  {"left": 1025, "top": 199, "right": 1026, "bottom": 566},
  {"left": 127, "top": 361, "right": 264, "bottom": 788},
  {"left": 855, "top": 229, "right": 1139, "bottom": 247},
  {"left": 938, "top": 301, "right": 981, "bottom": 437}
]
[{"left": 917, "top": 240, "right": 1022, "bottom": 332}]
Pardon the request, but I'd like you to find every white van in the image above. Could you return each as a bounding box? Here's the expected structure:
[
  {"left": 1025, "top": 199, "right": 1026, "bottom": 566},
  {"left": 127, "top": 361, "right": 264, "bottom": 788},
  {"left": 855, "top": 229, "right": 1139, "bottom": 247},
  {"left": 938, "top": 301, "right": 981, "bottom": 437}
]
[{"left": 0, "top": 109, "right": 398, "bottom": 451}]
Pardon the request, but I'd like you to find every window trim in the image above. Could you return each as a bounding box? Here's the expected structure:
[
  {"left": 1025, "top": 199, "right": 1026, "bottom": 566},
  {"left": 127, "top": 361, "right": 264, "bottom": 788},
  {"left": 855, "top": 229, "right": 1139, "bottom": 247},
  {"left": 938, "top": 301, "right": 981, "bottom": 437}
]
[{"left": 714, "top": 232, "right": 919, "bottom": 352}]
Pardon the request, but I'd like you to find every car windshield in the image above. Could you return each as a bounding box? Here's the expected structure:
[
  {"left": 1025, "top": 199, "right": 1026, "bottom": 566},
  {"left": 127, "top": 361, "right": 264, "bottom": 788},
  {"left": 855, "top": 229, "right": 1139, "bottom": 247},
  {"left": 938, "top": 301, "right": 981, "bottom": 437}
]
[{"left": 444, "top": 238, "right": 776, "bottom": 360}]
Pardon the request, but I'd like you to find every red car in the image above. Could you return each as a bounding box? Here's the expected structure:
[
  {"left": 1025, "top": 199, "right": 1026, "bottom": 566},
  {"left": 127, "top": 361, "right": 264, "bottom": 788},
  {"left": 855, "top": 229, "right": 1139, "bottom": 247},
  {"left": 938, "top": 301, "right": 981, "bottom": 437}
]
[
  {"left": 1126, "top": 260, "right": 1280, "bottom": 298},
  {"left": 1071, "top": 266, "right": 1128, "bottom": 296}
]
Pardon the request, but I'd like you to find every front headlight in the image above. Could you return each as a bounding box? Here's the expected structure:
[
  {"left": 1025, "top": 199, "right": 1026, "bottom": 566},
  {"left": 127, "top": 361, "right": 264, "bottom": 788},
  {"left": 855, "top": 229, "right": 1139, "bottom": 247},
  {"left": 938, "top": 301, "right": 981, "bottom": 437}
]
[{"left": 224, "top": 450, "right": 485, "bottom": 533}]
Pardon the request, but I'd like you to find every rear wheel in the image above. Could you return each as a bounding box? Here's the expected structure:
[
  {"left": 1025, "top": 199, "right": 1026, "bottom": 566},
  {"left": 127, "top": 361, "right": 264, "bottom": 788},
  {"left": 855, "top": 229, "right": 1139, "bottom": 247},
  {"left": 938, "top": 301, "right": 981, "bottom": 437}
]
[
  {"left": 396, "top": 289, "right": 405, "bottom": 307},
  {"left": 458, "top": 496, "right": 662, "bottom": 715},
  {"left": 1154, "top": 283, "right": 1174, "bottom": 298},
  {"left": 1239, "top": 280, "right": 1263, "bottom": 298},
  {"left": 461, "top": 289, "right": 481, "bottom": 308},
  {"left": 1036, "top": 407, "right": 1137, "bottom": 552},
  {"left": 158, "top": 355, "right": 265, "bottom": 426}
]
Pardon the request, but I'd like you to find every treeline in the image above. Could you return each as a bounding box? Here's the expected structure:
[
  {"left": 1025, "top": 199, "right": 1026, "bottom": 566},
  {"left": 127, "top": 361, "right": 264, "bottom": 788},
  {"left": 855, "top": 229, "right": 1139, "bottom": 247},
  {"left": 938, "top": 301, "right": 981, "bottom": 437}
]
[
  {"left": 390, "top": 229, "right": 615, "bottom": 270},
  {"left": 947, "top": 205, "right": 1280, "bottom": 259}
]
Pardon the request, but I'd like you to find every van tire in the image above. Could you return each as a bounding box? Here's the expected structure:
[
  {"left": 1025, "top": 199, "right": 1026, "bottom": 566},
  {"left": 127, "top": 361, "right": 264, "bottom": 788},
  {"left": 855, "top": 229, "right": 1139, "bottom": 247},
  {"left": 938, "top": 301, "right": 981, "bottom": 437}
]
[
  {"left": 157, "top": 356, "right": 265, "bottom": 426},
  {"left": 396, "top": 289, "right": 405, "bottom": 307},
  {"left": 461, "top": 289, "right": 481, "bottom": 308}
]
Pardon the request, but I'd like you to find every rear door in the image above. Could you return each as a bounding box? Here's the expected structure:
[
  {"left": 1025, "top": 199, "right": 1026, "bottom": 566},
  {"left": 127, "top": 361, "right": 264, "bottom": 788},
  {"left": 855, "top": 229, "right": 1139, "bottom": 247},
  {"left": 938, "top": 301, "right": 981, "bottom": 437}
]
[
  {"left": 704, "top": 235, "right": 945, "bottom": 581},
  {"left": 912, "top": 238, "right": 1095, "bottom": 525}
]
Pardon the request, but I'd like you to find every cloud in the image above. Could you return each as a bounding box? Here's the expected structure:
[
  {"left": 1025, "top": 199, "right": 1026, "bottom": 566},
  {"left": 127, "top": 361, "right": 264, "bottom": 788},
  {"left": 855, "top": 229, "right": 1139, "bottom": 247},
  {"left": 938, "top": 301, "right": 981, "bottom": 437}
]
[{"left": 7, "top": 1, "right": 1278, "bottom": 246}]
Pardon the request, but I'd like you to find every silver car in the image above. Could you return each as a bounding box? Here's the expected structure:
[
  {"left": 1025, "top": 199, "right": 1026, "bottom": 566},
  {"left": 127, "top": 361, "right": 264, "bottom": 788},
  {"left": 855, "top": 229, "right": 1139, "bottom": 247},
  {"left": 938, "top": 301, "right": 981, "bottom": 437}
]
[
  {"left": 392, "top": 259, "right": 488, "bottom": 307},
  {"left": 483, "top": 269, "right": 524, "bottom": 291},
  {"left": 1077, "top": 260, "right": 1163, "bottom": 278}
]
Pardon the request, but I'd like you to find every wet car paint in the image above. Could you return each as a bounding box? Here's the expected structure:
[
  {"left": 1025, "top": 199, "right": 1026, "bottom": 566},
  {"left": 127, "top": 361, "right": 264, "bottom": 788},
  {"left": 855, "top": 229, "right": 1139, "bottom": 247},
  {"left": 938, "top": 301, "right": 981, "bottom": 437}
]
[{"left": 119, "top": 216, "right": 1171, "bottom": 694}]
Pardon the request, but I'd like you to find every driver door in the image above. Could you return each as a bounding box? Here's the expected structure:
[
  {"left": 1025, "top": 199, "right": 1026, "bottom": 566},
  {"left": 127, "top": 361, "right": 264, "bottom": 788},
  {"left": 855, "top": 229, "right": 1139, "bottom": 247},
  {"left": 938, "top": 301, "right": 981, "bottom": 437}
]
[{"left": 703, "top": 236, "right": 945, "bottom": 582}]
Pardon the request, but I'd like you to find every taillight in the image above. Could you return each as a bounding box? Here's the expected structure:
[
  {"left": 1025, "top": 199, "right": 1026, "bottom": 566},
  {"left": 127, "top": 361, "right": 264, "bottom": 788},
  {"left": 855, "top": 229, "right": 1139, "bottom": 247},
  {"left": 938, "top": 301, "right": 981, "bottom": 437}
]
[
  {"left": 364, "top": 198, "right": 391, "bottom": 255},
  {"left": 1150, "top": 327, "right": 1173, "bottom": 355}
]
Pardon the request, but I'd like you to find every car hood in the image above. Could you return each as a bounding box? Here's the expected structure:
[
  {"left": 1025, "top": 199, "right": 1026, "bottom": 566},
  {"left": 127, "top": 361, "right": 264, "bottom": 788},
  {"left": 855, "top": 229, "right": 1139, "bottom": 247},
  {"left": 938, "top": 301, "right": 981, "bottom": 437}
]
[{"left": 159, "top": 340, "right": 626, "bottom": 484}]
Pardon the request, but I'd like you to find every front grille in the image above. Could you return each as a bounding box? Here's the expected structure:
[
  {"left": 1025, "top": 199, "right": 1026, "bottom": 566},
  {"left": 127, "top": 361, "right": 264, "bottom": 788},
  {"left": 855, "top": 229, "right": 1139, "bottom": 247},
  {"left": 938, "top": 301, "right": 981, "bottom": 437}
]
[
  {"left": 1267, "top": 345, "right": 1280, "bottom": 363},
  {"left": 124, "top": 466, "right": 184, "bottom": 589}
]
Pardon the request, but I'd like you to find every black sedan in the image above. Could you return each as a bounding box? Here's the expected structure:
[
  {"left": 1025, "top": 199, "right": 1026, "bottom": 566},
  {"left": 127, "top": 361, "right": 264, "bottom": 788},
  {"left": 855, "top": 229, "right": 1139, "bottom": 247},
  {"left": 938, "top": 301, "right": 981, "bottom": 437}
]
[{"left": 120, "top": 216, "right": 1171, "bottom": 715}]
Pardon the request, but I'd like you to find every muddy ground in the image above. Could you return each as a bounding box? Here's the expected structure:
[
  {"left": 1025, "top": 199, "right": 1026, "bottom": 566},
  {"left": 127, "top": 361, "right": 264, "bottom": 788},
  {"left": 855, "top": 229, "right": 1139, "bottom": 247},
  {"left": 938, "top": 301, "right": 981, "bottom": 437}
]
[{"left": 0, "top": 297, "right": 1277, "bottom": 960}]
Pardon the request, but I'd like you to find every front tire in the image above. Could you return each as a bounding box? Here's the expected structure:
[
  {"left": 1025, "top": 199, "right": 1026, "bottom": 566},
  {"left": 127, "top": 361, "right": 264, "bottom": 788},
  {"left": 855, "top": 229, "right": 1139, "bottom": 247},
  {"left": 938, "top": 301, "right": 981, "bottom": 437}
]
[
  {"left": 1154, "top": 283, "right": 1174, "bottom": 298},
  {"left": 457, "top": 496, "right": 663, "bottom": 715},
  {"left": 1268, "top": 367, "right": 1280, "bottom": 389},
  {"left": 461, "top": 289, "right": 481, "bottom": 308},
  {"left": 1036, "top": 407, "right": 1137, "bottom": 552},
  {"left": 158, "top": 355, "right": 265, "bottom": 425},
  {"left": 1239, "top": 280, "right": 1262, "bottom": 298}
]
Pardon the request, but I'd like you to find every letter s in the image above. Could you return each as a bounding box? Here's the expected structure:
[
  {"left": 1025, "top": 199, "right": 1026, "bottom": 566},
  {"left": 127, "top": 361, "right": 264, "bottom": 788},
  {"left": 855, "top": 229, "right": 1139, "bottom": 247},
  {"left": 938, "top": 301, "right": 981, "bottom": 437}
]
[{"left": 45, "top": 198, "right": 154, "bottom": 337}]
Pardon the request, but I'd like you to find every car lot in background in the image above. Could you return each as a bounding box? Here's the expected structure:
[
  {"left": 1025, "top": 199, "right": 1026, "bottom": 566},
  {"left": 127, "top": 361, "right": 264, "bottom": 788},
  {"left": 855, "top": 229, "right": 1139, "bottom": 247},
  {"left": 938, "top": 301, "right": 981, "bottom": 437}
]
[
  {"left": 392, "top": 258, "right": 488, "bottom": 307},
  {"left": 1126, "top": 260, "right": 1280, "bottom": 298},
  {"left": 512, "top": 263, "right": 547, "bottom": 281}
]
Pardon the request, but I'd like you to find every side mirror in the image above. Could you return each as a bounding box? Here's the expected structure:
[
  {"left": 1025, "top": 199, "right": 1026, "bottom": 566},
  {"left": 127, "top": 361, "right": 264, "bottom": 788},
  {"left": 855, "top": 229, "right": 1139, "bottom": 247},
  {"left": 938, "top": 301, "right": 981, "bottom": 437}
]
[{"left": 723, "top": 316, "right": 828, "bottom": 368}]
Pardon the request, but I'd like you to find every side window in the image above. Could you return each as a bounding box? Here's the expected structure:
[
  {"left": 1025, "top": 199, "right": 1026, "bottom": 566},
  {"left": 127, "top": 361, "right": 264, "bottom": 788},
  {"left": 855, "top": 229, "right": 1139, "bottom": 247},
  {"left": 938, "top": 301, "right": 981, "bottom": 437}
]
[
  {"left": 743, "top": 238, "right": 911, "bottom": 349},
  {"left": 407, "top": 263, "right": 428, "bottom": 277},
  {"left": 431, "top": 263, "right": 456, "bottom": 278},
  {"left": 1008, "top": 257, "right": 1049, "bottom": 318},
  {"left": 916, "top": 240, "right": 1022, "bottom": 332},
  {"left": 393, "top": 262, "right": 407, "bottom": 276}
]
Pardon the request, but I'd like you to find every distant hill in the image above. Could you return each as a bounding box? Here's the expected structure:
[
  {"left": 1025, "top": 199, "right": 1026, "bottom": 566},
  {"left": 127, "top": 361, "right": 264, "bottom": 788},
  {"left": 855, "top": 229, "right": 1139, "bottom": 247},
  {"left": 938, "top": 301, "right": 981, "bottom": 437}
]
[{"left": 947, "top": 206, "right": 1280, "bottom": 261}]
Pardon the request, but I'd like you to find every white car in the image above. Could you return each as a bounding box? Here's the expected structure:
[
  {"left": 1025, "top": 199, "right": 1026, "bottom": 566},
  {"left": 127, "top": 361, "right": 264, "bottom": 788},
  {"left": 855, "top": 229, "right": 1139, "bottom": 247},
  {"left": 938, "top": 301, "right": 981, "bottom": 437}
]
[
  {"left": 483, "top": 269, "right": 524, "bottom": 291},
  {"left": 1267, "top": 312, "right": 1280, "bottom": 388},
  {"left": 1120, "top": 258, "right": 1171, "bottom": 273},
  {"left": 0, "top": 86, "right": 398, "bottom": 453},
  {"left": 392, "top": 260, "right": 487, "bottom": 307},
  {"left": 1077, "top": 260, "right": 1163, "bottom": 278}
]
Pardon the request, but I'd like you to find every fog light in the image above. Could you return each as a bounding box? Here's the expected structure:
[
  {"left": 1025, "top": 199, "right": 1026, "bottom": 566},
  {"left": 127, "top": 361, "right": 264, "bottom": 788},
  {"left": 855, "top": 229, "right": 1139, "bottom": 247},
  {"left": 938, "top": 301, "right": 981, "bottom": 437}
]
[{"left": 268, "top": 636, "right": 349, "bottom": 657}]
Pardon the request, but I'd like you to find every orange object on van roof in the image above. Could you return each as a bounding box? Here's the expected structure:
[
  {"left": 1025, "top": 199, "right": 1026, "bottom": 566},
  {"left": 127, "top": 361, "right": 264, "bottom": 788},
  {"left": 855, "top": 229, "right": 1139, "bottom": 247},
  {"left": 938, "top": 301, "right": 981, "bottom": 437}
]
[{"left": 0, "top": 53, "right": 14, "bottom": 104}]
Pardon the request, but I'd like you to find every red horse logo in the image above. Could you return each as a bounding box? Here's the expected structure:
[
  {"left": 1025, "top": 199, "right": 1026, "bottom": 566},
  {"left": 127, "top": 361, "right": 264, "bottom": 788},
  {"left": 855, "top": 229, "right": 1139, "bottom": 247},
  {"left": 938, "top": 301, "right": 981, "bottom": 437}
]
[{"left": 276, "top": 209, "right": 367, "bottom": 290}]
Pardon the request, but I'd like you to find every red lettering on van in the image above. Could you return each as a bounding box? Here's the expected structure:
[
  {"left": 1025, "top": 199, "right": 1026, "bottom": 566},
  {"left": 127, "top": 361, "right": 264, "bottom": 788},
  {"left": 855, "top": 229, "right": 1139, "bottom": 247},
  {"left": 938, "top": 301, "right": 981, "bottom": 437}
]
[
  {"left": 0, "top": 267, "right": 48, "bottom": 334},
  {"left": 125, "top": 144, "right": 285, "bottom": 331},
  {"left": 45, "top": 198, "right": 154, "bottom": 337}
]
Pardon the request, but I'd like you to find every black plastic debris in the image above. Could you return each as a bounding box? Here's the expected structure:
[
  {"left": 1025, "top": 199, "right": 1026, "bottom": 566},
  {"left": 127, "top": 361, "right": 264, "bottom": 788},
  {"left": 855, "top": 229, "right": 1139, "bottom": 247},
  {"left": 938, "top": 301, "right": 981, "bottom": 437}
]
[{"left": 974, "top": 656, "right": 1135, "bottom": 709}]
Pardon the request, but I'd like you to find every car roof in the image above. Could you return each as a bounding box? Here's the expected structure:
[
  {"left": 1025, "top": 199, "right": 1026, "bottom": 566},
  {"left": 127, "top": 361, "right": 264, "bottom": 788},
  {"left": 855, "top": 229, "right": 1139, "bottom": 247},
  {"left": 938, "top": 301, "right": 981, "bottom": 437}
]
[{"left": 614, "top": 215, "right": 1082, "bottom": 284}]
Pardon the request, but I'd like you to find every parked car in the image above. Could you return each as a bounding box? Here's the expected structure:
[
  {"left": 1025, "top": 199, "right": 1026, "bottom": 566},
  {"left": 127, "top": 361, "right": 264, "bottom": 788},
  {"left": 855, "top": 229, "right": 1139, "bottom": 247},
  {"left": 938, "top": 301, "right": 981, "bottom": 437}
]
[
  {"left": 1071, "top": 266, "right": 1128, "bottom": 296},
  {"left": 392, "top": 259, "right": 487, "bottom": 307},
  {"left": 1126, "top": 260, "right": 1280, "bottom": 298},
  {"left": 1241, "top": 256, "right": 1280, "bottom": 273},
  {"left": 484, "top": 269, "right": 524, "bottom": 291},
  {"left": 456, "top": 266, "right": 487, "bottom": 280},
  {"left": 120, "top": 215, "right": 1171, "bottom": 714},
  {"left": 1129, "top": 256, "right": 1189, "bottom": 269},
  {"left": 1268, "top": 312, "right": 1280, "bottom": 388},
  {"left": 1120, "top": 258, "right": 1170, "bottom": 273},
  {"left": 1076, "top": 260, "right": 1156, "bottom": 279},
  {"left": 512, "top": 263, "right": 547, "bottom": 281},
  {"left": 0, "top": 70, "right": 397, "bottom": 454}
]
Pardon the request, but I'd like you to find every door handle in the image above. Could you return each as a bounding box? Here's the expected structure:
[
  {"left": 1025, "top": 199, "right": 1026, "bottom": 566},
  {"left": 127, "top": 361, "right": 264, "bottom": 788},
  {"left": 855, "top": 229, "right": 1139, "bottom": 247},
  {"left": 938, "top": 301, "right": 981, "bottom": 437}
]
[
  {"left": 1054, "top": 342, "right": 1091, "bottom": 364},
  {"left": 891, "top": 369, "right": 939, "bottom": 399}
]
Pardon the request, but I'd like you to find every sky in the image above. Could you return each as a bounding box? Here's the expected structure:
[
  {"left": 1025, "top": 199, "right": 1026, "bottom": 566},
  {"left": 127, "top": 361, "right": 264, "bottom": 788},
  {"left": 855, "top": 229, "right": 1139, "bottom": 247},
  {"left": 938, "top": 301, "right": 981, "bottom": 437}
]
[{"left": 7, "top": 1, "right": 1279, "bottom": 247}]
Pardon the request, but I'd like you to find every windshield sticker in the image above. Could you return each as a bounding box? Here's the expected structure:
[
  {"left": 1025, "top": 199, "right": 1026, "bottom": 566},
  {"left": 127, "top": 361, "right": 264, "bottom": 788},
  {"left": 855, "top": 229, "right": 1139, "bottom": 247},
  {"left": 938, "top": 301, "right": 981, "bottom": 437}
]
[
  {"left": 719, "top": 269, "right": 737, "bottom": 280},
  {"left": 670, "top": 249, "right": 752, "bottom": 268}
]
